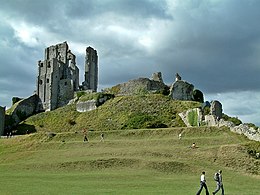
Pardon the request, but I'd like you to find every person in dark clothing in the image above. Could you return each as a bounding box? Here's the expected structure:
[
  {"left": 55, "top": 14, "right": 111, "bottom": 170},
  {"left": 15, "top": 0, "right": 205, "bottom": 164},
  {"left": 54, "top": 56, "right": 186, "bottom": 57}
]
[
  {"left": 213, "top": 170, "right": 224, "bottom": 195},
  {"left": 83, "top": 129, "right": 88, "bottom": 142}
]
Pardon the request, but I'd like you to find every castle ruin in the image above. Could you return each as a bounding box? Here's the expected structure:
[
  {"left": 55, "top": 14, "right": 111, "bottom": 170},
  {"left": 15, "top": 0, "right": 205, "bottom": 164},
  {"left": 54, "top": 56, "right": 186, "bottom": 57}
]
[
  {"left": 36, "top": 42, "right": 98, "bottom": 111},
  {"left": 82, "top": 47, "right": 98, "bottom": 92},
  {"left": 0, "top": 106, "right": 5, "bottom": 136}
]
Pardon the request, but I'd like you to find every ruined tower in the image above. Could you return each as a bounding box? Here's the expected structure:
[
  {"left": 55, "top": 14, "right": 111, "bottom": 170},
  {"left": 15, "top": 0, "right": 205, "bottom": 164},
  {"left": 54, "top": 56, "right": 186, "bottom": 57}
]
[
  {"left": 82, "top": 47, "right": 98, "bottom": 92},
  {"left": 36, "top": 42, "right": 79, "bottom": 111},
  {"left": 0, "top": 106, "right": 5, "bottom": 136}
]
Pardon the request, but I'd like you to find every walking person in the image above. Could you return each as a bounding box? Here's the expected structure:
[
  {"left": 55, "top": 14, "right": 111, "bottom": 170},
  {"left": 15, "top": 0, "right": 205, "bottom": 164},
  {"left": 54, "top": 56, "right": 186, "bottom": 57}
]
[
  {"left": 213, "top": 170, "right": 224, "bottom": 195},
  {"left": 196, "top": 171, "right": 209, "bottom": 195},
  {"left": 83, "top": 128, "right": 88, "bottom": 142},
  {"left": 100, "top": 133, "right": 104, "bottom": 142}
]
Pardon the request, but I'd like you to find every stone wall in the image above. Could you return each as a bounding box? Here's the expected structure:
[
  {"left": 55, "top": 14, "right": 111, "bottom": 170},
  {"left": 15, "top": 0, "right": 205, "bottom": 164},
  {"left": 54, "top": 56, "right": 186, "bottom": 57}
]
[
  {"left": 210, "top": 100, "right": 222, "bottom": 119},
  {"left": 76, "top": 100, "right": 97, "bottom": 112},
  {"left": 112, "top": 77, "right": 168, "bottom": 95},
  {"left": 178, "top": 108, "right": 203, "bottom": 127},
  {"left": 0, "top": 106, "right": 5, "bottom": 136},
  {"left": 230, "top": 124, "right": 260, "bottom": 142},
  {"left": 204, "top": 116, "right": 260, "bottom": 142},
  {"left": 82, "top": 46, "right": 98, "bottom": 92},
  {"left": 76, "top": 93, "right": 114, "bottom": 112},
  {"left": 151, "top": 72, "right": 163, "bottom": 83}
]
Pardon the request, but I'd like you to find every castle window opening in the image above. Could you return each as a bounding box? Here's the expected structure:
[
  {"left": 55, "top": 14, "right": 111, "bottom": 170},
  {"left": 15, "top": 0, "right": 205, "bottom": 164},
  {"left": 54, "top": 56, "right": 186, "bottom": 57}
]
[
  {"left": 39, "top": 80, "right": 43, "bottom": 85},
  {"left": 46, "top": 79, "right": 49, "bottom": 83},
  {"left": 48, "top": 61, "right": 51, "bottom": 68},
  {"left": 40, "top": 62, "right": 43, "bottom": 67},
  {"left": 64, "top": 82, "right": 67, "bottom": 86}
]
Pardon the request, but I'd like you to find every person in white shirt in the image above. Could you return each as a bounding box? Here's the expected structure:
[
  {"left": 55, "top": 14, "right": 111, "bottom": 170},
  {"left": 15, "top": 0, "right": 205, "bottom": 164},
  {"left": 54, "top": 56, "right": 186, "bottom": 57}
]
[
  {"left": 213, "top": 170, "right": 224, "bottom": 195},
  {"left": 196, "top": 171, "right": 209, "bottom": 195}
]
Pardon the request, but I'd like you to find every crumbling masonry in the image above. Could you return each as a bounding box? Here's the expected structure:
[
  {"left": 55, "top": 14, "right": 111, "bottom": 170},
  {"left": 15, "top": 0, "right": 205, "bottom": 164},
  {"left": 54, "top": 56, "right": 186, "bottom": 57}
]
[
  {"left": 36, "top": 42, "right": 98, "bottom": 111},
  {"left": 0, "top": 106, "right": 5, "bottom": 136},
  {"left": 82, "top": 47, "right": 98, "bottom": 92}
]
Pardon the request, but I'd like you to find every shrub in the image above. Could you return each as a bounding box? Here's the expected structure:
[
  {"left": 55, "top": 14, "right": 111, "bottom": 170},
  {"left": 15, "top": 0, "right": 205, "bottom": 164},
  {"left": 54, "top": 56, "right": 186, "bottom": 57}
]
[
  {"left": 155, "top": 86, "right": 170, "bottom": 96},
  {"left": 124, "top": 114, "right": 153, "bottom": 129},
  {"left": 76, "top": 91, "right": 86, "bottom": 99},
  {"left": 245, "top": 123, "right": 258, "bottom": 130},
  {"left": 67, "top": 119, "right": 76, "bottom": 126},
  {"left": 12, "top": 97, "right": 22, "bottom": 105},
  {"left": 188, "top": 109, "right": 198, "bottom": 126},
  {"left": 192, "top": 89, "right": 204, "bottom": 103}
]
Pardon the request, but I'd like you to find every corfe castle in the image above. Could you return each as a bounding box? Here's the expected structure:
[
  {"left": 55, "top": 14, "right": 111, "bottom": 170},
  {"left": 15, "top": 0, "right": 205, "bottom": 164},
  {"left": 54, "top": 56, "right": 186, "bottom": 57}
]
[
  {"left": 37, "top": 42, "right": 98, "bottom": 111},
  {"left": 0, "top": 42, "right": 259, "bottom": 142},
  {"left": 1, "top": 42, "right": 98, "bottom": 135}
]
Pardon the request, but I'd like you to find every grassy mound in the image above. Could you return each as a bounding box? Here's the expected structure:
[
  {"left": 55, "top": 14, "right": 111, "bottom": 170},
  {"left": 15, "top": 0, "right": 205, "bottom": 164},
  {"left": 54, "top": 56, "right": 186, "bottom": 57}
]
[{"left": 16, "top": 94, "right": 201, "bottom": 134}]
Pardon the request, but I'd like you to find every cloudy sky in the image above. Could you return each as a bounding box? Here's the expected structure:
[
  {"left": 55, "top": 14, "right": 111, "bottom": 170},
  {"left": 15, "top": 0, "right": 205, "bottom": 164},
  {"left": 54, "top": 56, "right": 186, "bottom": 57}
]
[{"left": 0, "top": 0, "right": 259, "bottom": 126}]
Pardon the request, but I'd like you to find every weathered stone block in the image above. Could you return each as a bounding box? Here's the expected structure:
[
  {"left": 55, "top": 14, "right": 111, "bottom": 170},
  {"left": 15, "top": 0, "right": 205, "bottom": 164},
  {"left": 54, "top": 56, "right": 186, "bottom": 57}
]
[
  {"left": 178, "top": 108, "right": 202, "bottom": 127},
  {"left": 76, "top": 100, "right": 97, "bottom": 112},
  {"left": 210, "top": 100, "right": 222, "bottom": 119},
  {"left": 5, "top": 94, "right": 40, "bottom": 129},
  {"left": 0, "top": 106, "right": 5, "bottom": 136},
  {"left": 169, "top": 80, "right": 194, "bottom": 101}
]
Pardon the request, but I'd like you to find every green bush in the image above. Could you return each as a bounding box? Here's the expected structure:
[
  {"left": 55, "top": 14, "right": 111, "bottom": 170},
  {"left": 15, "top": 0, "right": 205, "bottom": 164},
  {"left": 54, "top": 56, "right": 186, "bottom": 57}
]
[
  {"left": 192, "top": 89, "right": 204, "bottom": 103},
  {"left": 124, "top": 114, "right": 153, "bottom": 129},
  {"left": 12, "top": 97, "right": 22, "bottom": 105},
  {"left": 245, "top": 123, "right": 258, "bottom": 130},
  {"left": 188, "top": 110, "right": 198, "bottom": 126},
  {"left": 76, "top": 91, "right": 86, "bottom": 99}
]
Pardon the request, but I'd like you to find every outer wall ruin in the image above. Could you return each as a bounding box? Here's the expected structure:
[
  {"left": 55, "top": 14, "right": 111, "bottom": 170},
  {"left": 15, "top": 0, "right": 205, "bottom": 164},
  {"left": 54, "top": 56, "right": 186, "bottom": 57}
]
[
  {"left": 36, "top": 42, "right": 98, "bottom": 111},
  {"left": 0, "top": 106, "right": 5, "bottom": 136}
]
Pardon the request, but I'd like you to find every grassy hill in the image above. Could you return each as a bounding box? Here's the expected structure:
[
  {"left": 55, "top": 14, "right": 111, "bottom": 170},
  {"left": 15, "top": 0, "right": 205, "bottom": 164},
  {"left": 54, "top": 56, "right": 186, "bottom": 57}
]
[
  {"left": 1, "top": 93, "right": 259, "bottom": 194},
  {"left": 16, "top": 94, "right": 201, "bottom": 134}
]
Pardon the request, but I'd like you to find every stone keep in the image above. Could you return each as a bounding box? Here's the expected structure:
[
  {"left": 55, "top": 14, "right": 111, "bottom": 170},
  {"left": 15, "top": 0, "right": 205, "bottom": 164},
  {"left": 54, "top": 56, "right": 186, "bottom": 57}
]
[
  {"left": 82, "top": 46, "right": 98, "bottom": 92},
  {"left": 0, "top": 106, "right": 5, "bottom": 136},
  {"left": 36, "top": 42, "right": 79, "bottom": 111}
]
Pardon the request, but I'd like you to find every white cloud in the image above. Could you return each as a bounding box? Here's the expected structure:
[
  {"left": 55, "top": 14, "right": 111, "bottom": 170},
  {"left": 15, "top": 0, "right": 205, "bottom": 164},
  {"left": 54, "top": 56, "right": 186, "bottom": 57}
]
[{"left": 11, "top": 22, "right": 43, "bottom": 47}]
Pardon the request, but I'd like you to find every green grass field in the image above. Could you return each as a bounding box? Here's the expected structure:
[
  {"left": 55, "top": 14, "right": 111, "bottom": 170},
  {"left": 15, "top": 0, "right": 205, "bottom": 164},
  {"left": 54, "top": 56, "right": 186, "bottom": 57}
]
[{"left": 0, "top": 127, "right": 259, "bottom": 195}]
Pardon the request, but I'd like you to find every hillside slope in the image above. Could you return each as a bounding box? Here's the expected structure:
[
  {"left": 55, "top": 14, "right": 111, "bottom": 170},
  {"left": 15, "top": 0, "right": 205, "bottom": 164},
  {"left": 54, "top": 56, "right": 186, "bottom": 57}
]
[{"left": 16, "top": 94, "right": 201, "bottom": 134}]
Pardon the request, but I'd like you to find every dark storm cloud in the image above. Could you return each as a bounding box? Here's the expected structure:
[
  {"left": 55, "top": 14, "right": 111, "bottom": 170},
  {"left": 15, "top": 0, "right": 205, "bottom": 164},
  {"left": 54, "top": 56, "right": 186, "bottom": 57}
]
[
  {"left": 0, "top": 0, "right": 58, "bottom": 24},
  {"left": 65, "top": 0, "right": 172, "bottom": 20},
  {"left": 150, "top": 0, "right": 260, "bottom": 93},
  {"left": 0, "top": 0, "right": 259, "bottom": 125}
]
